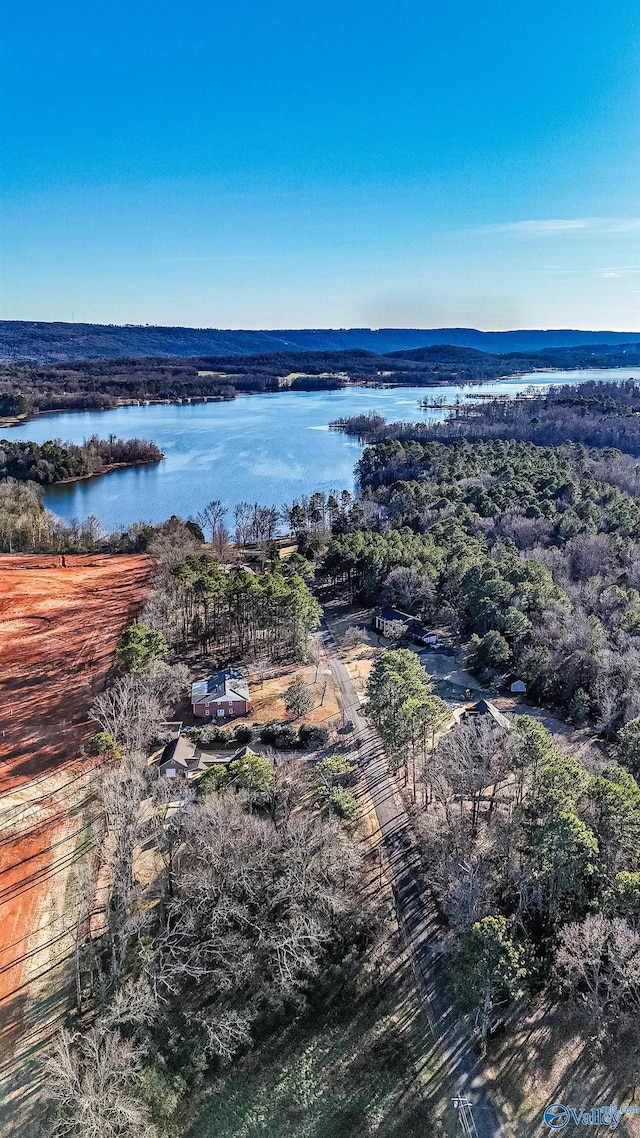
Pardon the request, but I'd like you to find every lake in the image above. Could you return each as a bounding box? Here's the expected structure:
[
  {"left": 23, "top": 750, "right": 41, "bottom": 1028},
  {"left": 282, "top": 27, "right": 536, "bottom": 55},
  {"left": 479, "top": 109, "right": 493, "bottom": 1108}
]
[{"left": 4, "top": 369, "right": 640, "bottom": 531}]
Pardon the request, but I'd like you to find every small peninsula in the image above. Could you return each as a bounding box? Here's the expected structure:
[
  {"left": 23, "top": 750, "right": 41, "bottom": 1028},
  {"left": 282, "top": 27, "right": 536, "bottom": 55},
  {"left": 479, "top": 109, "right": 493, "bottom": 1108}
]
[{"left": 0, "top": 435, "right": 164, "bottom": 484}]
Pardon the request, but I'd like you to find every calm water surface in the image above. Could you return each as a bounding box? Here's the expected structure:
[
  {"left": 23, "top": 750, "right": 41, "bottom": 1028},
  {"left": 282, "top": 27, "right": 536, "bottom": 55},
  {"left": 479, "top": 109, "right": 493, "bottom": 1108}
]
[{"left": 4, "top": 370, "right": 640, "bottom": 530}]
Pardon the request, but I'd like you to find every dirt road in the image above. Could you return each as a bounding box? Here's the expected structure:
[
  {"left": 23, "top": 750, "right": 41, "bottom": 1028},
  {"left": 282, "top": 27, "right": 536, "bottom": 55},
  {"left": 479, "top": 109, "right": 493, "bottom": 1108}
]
[{"left": 320, "top": 617, "right": 507, "bottom": 1138}]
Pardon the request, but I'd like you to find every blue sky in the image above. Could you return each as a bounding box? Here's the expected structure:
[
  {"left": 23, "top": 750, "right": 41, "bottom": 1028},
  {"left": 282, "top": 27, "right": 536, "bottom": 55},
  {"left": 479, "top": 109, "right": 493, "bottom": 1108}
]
[{"left": 2, "top": 0, "right": 640, "bottom": 329}]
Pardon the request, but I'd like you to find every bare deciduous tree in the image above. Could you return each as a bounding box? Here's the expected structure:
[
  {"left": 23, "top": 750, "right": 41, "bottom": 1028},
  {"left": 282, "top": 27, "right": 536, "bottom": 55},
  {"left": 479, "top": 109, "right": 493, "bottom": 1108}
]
[
  {"left": 436, "top": 719, "right": 514, "bottom": 832},
  {"left": 94, "top": 752, "right": 149, "bottom": 991},
  {"left": 234, "top": 501, "right": 253, "bottom": 546},
  {"left": 91, "top": 664, "right": 188, "bottom": 755},
  {"left": 191, "top": 1007, "right": 253, "bottom": 1062},
  {"left": 271, "top": 757, "right": 309, "bottom": 830},
  {"left": 91, "top": 674, "right": 162, "bottom": 755},
  {"left": 45, "top": 1027, "right": 154, "bottom": 1138},
  {"left": 146, "top": 794, "right": 362, "bottom": 1059},
  {"left": 306, "top": 634, "right": 321, "bottom": 681},
  {"left": 558, "top": 914, "right": 640, "bottom": 1030},
  {"left": 342, "top": 625, "right": 368, "bottom": 649},
  {"left": 68, "top": 859, "right": 97, "bottom": 1015},
  {"left": 196, "top": 498, "right": 228, "bottom": 548},
  {"left": 557, "top": 913, "right": 612, "bottom": 1022}
]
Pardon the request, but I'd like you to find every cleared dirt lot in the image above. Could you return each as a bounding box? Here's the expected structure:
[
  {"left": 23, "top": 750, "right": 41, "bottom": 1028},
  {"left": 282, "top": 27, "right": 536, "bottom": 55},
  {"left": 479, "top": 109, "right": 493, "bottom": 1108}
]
[
  {"left": 0, "top": 554, "right": 149, "bottom": 1130},
  {"left": 0, "top": 554, "right": 150, "bottom": 786}
]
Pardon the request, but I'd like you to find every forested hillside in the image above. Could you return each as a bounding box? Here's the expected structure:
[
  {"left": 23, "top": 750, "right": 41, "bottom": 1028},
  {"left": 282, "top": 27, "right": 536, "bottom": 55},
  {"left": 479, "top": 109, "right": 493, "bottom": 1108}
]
[
  {"left": 430, "top": 376, "right": 640, "bottom": 455},
  {"left": 305, "top": 429, "right": 640, "bottom": 1098},
  {"left": 3, "top": 342, "right": 640, "bottom": 420},
  {"left": 323, "top": 437, "right": 640, "bottom": 729},
  {"left": 4, "top": 319, "right": 640, "bottom": 363},
  {"left": 334, "top": 376, "right": 640, "bottom": 457}
]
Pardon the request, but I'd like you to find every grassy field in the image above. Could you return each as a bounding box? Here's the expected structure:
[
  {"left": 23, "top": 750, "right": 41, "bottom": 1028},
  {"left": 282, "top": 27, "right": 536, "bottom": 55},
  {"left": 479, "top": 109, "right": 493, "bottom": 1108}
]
[
  {"left": 246, "top": 651, "right": 340, "bottom": 729},
  {"left": 486, "top": 1001, "right": 640, "bottom": 1137},
  {"left": 185, "top": 981, "right": 453, "bottom": 1138}
]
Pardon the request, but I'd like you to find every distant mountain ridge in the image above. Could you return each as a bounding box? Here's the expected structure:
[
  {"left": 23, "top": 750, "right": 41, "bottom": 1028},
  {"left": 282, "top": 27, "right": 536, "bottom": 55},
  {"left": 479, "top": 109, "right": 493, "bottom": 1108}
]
[{"left": 3, "top": 320, "right": 640, "bottom": 363}]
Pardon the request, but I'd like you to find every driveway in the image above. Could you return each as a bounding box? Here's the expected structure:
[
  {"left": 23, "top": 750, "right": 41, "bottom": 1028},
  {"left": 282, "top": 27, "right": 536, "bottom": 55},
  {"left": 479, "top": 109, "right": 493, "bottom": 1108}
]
[{"left": 319, "top": 617, "right": 508, "bottom": 1138}]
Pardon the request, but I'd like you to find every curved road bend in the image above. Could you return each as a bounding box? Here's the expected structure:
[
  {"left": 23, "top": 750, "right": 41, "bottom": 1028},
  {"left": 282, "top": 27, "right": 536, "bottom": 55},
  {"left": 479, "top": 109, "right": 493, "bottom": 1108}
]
[{"left": 319, "top": 620, "right": 508, "bottom": 1138}]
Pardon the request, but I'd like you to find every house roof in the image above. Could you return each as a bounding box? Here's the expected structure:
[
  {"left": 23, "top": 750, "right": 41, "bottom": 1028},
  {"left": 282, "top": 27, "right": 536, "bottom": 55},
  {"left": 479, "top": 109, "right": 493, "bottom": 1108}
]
[
  {"left": 454, "top": 699, "right": 511, "bottom": 731},
  {"left": 230, "top": 744, "right": 257, "bottom": 761},
  {"left": 191, "top": 667, "right": 250, "bottom": 705},
  {"left": 378, "top": 607, "right": 435, "bottom": 640},
  {"left": 378, "top": 607, "right": 413, "bottom": 624},
  {"left": 159, "top": 732, "right": 198, "bottom": 769},
  {"left": 412, "top": 624, "right": 434, "bottom": 640},
  {"left": 193, "top": 744, "right": 269, "bottom": 775}
]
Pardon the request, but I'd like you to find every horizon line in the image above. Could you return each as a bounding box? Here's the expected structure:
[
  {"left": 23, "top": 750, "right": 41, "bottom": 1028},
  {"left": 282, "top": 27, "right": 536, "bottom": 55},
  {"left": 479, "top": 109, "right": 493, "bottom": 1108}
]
[{"left": 3, "top": 319, "right": 640, "bottom": 335}]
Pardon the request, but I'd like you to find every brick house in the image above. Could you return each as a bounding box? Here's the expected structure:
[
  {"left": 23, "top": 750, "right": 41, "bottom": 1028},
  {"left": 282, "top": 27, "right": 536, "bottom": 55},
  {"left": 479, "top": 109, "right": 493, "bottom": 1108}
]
[{"left": 191, "top": 668, "right": 251, "bottom": 719}]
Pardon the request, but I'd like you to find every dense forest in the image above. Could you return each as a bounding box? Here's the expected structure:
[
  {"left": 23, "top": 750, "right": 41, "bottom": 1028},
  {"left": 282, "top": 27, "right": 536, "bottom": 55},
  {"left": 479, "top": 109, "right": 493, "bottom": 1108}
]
[
  {"left": 437, "top": 376, "right": 640, "bottom": 455},
  {"left": 366, "top": 648, "right": 640, "bottom": 1054},
  {"left": 333, "top": 377, "right": 640, "bottom": 457},
  {"left": 2, "top": 342, "right": 640, "bottom": 419},
  {"left": 315, "top": 437, "right": 640, "bottom": 732},
  {"left": 0, "top": 435, "right": 163, "bottom": 484},
  {"left": 147, "top": 549, "right": 323, "bottom": 662},
  {"left": 279, "top": 458, "right": 640, "bottom": 1060}
]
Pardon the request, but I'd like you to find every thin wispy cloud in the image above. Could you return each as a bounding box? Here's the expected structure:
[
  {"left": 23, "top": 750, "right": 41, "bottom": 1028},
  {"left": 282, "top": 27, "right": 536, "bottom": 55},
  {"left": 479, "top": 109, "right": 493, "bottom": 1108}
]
[
  {"left": 534, "top": 265, "right": 640, "bottom": 278},
  {"left": 479, "top": 217, "right": 640, "bottom": 236},
  {"left": 161, "top": 255, "right": 291, "bottom": 264}
]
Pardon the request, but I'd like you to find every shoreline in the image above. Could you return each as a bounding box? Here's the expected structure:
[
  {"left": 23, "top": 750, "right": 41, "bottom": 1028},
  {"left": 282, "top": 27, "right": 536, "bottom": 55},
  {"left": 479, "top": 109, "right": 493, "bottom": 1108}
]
[
  {"left": 52, "top": 456, "right": 164, "bottom": 486},
  {"left": 1, "top": 366, "right": 638, "bottom": 432},
  {"left": 0, "top": 455, "right": 163, "bottom": 489},
  {"left": 0, "top": 393, "right": 232, "bottom": 430}
]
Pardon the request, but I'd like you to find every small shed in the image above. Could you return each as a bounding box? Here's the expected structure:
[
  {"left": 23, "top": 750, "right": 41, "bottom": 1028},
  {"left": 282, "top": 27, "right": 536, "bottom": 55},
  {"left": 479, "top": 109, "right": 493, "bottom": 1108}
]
[{"left": 510, "top": 679, "right": 527, "bottom": 694}]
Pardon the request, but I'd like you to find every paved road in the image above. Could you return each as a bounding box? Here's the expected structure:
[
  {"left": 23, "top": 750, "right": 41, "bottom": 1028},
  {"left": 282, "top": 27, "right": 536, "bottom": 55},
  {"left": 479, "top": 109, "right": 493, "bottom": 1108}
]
[{"left": 320, "top": 620, "right": 508, "bottom": 1138}]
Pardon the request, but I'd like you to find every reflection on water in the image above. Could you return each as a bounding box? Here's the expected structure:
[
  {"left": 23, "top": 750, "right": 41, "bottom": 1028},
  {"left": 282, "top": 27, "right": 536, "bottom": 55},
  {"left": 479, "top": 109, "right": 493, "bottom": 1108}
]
[{"left": 3, "top": 371, "right": 640, "bottom": 530}]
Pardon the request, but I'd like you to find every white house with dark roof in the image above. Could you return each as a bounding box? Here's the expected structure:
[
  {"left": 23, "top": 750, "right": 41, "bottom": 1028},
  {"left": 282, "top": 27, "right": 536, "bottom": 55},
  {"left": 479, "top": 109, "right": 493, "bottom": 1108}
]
[
  {"left": 191, "top": 667, "right": 251, "bottom": 719},
  {"left": 373, "top": 607, "right": 438, "bottom": 645}
]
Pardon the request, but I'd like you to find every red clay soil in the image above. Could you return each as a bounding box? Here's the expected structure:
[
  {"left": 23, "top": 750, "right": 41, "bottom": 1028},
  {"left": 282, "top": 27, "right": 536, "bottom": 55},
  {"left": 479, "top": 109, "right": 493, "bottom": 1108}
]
[
  {"left": 0, "top": 554, "right": 150, "bottom": 1030},
  {"left": 0, "top": 816, "right": 63, "bottom": 1043},
  {"left": 0, "top": 554, "right": 150, "bottom": 787}
]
